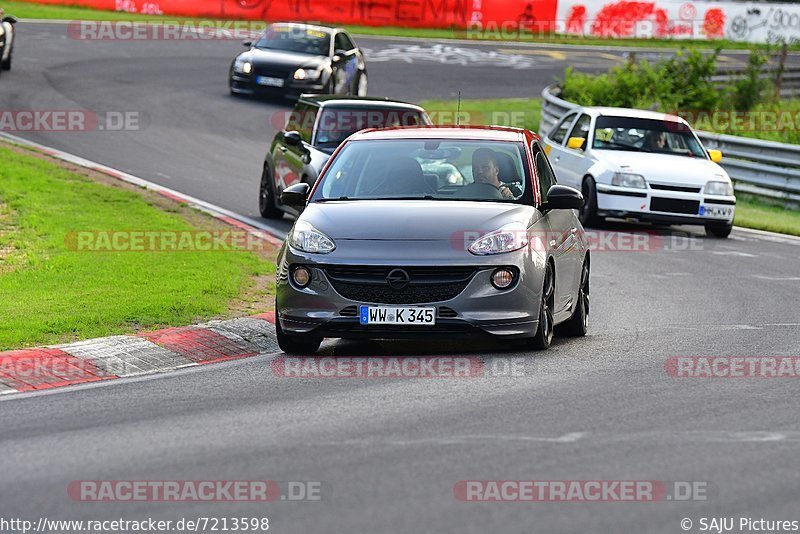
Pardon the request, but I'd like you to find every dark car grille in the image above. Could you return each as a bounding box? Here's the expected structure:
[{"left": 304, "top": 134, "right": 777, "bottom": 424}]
[
  {"left": 323, "top": 266, "right": 477, "bottom": 305},
  {"left": 650, "top": 197, "right": 701, "bottom": 215},
  {"left": 252, "top": 65, "right": 292, "bottom": 78},
  {"left": 650, "top": 183, "right": 702, "bottom": 193}
]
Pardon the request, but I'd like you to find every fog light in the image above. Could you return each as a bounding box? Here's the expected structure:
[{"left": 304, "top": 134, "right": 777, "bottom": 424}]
[
  {"left": 292, "top": 266, "right": 311, "bottom": 288},
  {"left": 491, "top": 268, "right": 515, "bottom": 290}
]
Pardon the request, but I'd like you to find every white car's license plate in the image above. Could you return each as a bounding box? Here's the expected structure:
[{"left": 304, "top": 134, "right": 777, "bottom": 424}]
[
  {"left": 359, "top": 306, "right": 436, "bottom": 326},
  {"left": 256, "top": 76, "right": 284, "bottom": 87},
  {"left": 700, "top": 205, "right": 733, "bottom": 218}
]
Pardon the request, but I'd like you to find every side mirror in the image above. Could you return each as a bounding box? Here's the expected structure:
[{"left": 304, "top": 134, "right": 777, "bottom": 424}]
[
  {"left": 281, "top": 183, "right": 311, "bottom": 208},
  {"left": 3, "top": 15, "right": 18, "bottom": 24},
  {"left": 332, "top": 49, "right": 348, "bottom": 62},
  {"left": 543, "top": 185, "right": 584, "bottom": 212},
  {"left": 242, "top": 40, "right": 253, "bottom": 47},
  {"left": 567, "top": 137, "right": 586, "bottom": 151},
  {"left": 283, "top": 131, "right": 302, "bottom": 147},
  {"left": 708, "top": 149, "right": 723, "bottom": 163}
]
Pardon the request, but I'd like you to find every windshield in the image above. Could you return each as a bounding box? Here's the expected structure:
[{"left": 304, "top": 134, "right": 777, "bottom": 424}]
[
  {"left": 312, "top": 139, "right": 530, "bottom": 202},
  {"left": 315, "top": 108, "right": 429, "bottom": 149},
  {"left": 592, "top": 117, "right": 707, "bottom": 158},
  {"left": 255, "top": 26, "right": 330, "bottom": 56}
]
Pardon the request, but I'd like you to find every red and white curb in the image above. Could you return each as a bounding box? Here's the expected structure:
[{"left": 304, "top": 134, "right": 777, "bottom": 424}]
[{"left": 0, "top": 313, "right": 278, "bottom": 396}]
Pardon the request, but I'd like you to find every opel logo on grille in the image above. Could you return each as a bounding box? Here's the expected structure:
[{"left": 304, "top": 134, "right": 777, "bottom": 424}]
[{"left": 386, "top": 269, "right": 410, "bottom": 290}]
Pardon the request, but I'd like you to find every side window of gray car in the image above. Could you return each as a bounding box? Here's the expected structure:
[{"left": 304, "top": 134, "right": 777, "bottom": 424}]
[
  {"left": 287, "top": 103, "right": 317, "bottom": 144},
  {"left": 550, "top": 113, "right": 577, "bottom": 145}
]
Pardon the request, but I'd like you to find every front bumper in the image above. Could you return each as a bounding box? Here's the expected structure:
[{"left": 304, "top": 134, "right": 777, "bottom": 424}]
[
  {"left": 276, "top": 245, "right": 542, "bottom": 341},
  {"left": 596, "top": 184, "right": 735, "bottom": 225},
  {"left": 230, "top": 72, "right": 327, "bottom": 98}
]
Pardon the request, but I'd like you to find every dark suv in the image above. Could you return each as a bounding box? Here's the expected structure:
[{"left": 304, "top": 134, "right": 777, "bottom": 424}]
[{"left": 259, "top": 95, "right": 431, "bottom": 219}]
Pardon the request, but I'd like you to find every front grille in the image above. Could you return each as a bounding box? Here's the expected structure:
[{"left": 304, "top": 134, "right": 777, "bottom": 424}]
[
  {"left": 252, "top": 65, "right": 292, "bottom": 78},
  {"left": 650, "top": 197, "right": 701, "bottom": 215},
  {"left": 650, "top": 183, "right": 702, "bottom": 193},
  {"left": 323, "top": 266, "right": 477, "bottom": 305},
  {"left": 339, "top": 306, "right": 358, "bottom": 317},
  {"left": 438, "top": 307, "right": 458, "bottom": 318}
]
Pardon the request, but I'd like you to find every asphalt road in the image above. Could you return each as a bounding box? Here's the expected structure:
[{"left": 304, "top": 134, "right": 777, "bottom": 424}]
[{"left": 1, "top": 21, "right": 800, "bottom": 534}]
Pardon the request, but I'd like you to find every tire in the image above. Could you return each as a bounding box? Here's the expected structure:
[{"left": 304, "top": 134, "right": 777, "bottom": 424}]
[
  {"left": 2, "top": 45, "right": 12, "bottom": 71},
  {"left": 259, "top": 164, "right": 284, "bottom": 219},
  {"left": 705, "top": 222, "right": 732, "bottom": 239},
  {"left": 275, "top": 307, "right": 322, "bottom": 355},
  {"left": 528, "top": 261, "right": 555, "bottom": 350},
  {"left": 355, "top": 71, "right": 368, "bottom": 96},
  {"left": 556, "top": 258, "right": 589, "bottom": 337},
  {"left": 579, "top": 176, "right": 603, "bottom": 228}
]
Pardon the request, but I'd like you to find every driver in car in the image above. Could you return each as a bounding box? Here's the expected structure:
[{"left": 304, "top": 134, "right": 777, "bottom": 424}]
[{"left": 472, "top": 148, "right": 515, "bottom": 200}]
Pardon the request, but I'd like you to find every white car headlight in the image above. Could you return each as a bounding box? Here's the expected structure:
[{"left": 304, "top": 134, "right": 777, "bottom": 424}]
[
  {"left": 612, "top": 172, "right": 647, "bottom": 189},
  {"left": 468, "top": 225, "right": 528, "bottom": 256},
  {"left": 705, "top": 180, "right": 734, "bottom": 196},
  {"left": 234, "top": 58, "right": 252, "bottom": 74},
  {"left": 288, "top": 221, "right": 335, "bottom": 254},
  {"left": 293, "top": 68, "right": 320, "bottom": 81}
]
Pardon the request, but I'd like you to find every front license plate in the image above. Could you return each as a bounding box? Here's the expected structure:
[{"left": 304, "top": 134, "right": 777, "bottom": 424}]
[
  {"left": 700, "top": 205, "right": 733, "bottom": 218},
  {"left": 256, "top": 76, "right": 284, "bottom": 87},
  {"left": 359, "top": 306, "right": 436, "bottom": 326}
]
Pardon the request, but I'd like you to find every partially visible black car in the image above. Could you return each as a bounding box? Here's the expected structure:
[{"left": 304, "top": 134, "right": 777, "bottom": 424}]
[
  {"left": 230, "top": 23, "right": 367, "bottom": 99},
  {"left": 259, "top": 95, "right": 431, "bottom": 219},
  {"left": 0, "top": 8, "right": 17, "bottom": 76}
]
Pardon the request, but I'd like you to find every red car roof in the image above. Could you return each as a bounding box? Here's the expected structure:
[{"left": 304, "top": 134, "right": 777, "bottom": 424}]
[{"left": 348, "top": 125, "right": 539, "bottom": 142}]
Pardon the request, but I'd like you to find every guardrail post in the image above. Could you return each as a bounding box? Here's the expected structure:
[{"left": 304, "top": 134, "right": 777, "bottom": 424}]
[{"left": 774, "top": 42, "right": 789, "bottom": 101}]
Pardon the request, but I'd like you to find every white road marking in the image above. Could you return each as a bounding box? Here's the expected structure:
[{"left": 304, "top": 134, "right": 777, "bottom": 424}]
[
  {"left": 711, "top": 251, "right": 758, "bottom": 258},
  {"left": 753, "top": 275, "right": 800, "bottom": 281},
  {"left": 318, "top": 432, "right": 588, "bottom": 447}
]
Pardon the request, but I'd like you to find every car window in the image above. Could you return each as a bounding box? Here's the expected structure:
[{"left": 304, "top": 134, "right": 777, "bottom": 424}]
[
  {"left": 568, "top": 114, "right": 592, "bottom": 146},
  {"left": 314, "top": 107, "right": 428, "bottom": 149},
  {"left": 592, "top": 116, "right": 707, "bottom": 158},
  {"left": 550, "top": 113, "right": 577, "bottom": 145},
  {"left": 312, "top": 139, "right": 532, "bottom": 203},
  {"left": 533, "top": 144, "right": 557, "bottom": 203},
  {"left": 334, "top": 32, "right": 356, "bottom": 52},
  {"left": 255, "top": 25, "right": 331, "bottom": 56},
  {"left": 286, "top": 103, "right": 317, "bottom": 144}
]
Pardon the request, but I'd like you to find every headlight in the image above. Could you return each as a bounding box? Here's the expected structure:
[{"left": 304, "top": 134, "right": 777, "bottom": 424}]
[
  {"left": 288, "top": 221, "right": 335, "bottom": 254},
  {"left": 234, "top": 59, "right": 252, "bottom": 74},
  {"left": 705, "top": 180, "right": 734, "bottom": 196},
  {"left": 468, "top": 225, "right": 528, "bottom": 256},
  {"left": 612, "top": 172, "right": 647, "bottom": 189},
  {"left": 293, "top": 68, "right": 320, "bottom": 81}
]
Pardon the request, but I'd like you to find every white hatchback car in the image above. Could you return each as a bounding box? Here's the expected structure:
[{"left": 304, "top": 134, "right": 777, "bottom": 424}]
[{"left": 543, "top": 107, "right": 735, "bottom": 238}]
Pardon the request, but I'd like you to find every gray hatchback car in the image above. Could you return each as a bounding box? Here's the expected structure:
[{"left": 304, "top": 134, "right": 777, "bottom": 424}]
[{"left": 275, "top": 126, "right": 590, "bottom": 354}]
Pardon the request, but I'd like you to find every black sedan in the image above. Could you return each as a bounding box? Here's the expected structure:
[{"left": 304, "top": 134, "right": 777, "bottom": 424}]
[{"left": 230, "top": 23, "right": 367, "bottom": 99}]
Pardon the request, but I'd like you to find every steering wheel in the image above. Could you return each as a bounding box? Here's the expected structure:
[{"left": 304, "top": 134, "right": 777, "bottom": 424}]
[{"left": 460, "top": 182, "right": 504, "bottom": 200}]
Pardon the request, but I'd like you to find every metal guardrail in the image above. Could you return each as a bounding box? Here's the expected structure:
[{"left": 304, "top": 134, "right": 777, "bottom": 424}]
[{"left": 540, "top": 84, "right": 800, "bottom": 202}]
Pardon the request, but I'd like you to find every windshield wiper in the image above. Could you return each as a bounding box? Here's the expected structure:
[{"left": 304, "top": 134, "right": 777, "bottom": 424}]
[{"left": 315, "top": 196, "right": 353, "bottom": 202}]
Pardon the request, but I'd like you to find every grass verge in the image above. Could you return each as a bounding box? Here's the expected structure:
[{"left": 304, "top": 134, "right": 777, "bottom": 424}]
[
  {"left": 5, "top": 0, "right": 794, "bottom": 51},
  {"left": 421, "top": 96, "right": 799, "bottom": 237},
  {"left": 0, "top": 141, "right": 276, "bottom": 350},
  {"left": 734, "top": 194, "right": 800, "bottom": 237}
]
